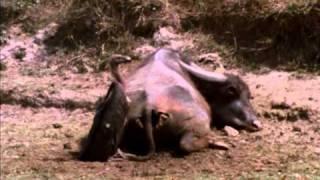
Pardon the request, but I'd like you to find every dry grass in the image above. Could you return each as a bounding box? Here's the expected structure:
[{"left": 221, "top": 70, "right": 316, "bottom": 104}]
[
  {"left": 0, "top": 0, "right": 69, "bottom": 33},
  {"left": 44, "top": 0, "right": 318, "bottom": 71},
  {"left": 1, "top": 0, "right": 319, "bottom": 71},
  {"left": 177, "top": 0, "right": 320, "bottom": 71},
  {"left": 44, "top": 0, "right": 179, "bottom": 50}
]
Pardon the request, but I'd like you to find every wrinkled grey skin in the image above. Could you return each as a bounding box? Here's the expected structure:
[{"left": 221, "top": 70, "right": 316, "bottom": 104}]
[
  {"left": 112, "top": 48, "right": 227, "bottom": 161},
  {"left": 178, "top": 60, "right": 262, "bottom": 132}
]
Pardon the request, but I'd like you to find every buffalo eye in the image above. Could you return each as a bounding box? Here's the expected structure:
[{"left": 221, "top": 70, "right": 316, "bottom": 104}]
[{"left": 226, "top": 86, "right": 238, "bottom": 98}]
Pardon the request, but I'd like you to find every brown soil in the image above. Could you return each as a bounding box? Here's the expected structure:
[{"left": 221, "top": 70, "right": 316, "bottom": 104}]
[{"left": 1, "top": 26, "right": 320, "bottom": 179}]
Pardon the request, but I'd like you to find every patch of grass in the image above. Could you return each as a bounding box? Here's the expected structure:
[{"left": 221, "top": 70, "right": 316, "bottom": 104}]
[
  {"left": 193, "top": 173, "right": 220, "bottom": 180},
  {"left": 3, "top": 170, "right": 56, "bottom": 180},
  {"left": 285, "top": 160, "right": 320, "bottom": 176},
  {"left": 0, "top": 61, "right": 7, "bottom": 71},
  {"left": 7, "top": 0, "right": 40, "bottom": 10},
  {"left": 183, "top": 32, "right": 240, "bottom": 70},
  {"left": 178, "top": 0, "right": 320, "bottom": 72},
  {"left": 191, "top": 33, "right": 232, "bottom": 56},
  {"left": 45, "top": 0, "right": 198, "bottom": 69},
  {"left": 239, "top": 171, "right": 320, "bottom": 180},
  {"left": 0, "top": 1, "right": 22, "bottom": 26},
  {"left": 3, "top": 0, "right": 319, "bottom": 72},
  {"left": 13, "top": 47, "right": 26, "bottom": 61},
  {"left": 42, "top": 0, "right": 182, "bottom": 72},
  {"left": 1, "top": 0, "right": 70, "bottom": 34},
  {"left": 45, "top": 0, "right": 178, "bottom": 50}
]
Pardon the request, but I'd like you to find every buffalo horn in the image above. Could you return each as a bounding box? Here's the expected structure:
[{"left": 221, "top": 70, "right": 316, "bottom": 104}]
[{"left": 179, "top": 61, "right": 227, "bottom": 82}]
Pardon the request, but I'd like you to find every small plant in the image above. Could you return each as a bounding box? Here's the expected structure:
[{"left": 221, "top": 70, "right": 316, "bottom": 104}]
[
  {"left": 0, "top": 61, "right": 7, "bottom": 71},
  {"left": 0, "top": 27, "right": 8, "bottom": 45},
  {"left": 12, "top": 0, "right": 40, "bottom": 11},
  {"left": 13, "top": 47, "right": 26, "bottom": 61}
]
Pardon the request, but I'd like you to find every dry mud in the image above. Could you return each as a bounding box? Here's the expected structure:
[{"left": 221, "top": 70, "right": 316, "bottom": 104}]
[{"left": 0, "top": 26, "right": 319, "bottom": 180}]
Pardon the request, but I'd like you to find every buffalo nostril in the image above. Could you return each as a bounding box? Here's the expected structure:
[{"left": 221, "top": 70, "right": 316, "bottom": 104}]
[{"left": 252, "top": 120, "right": 262, "bottom": 130}]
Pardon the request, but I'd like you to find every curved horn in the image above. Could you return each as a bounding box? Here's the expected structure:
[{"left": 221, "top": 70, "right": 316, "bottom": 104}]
[{"left": 179, "top": 60, "right": 227, "bottom": 82}]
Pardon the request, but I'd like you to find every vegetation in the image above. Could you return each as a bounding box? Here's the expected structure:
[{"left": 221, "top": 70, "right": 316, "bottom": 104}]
[
  {"left": 177, "top": 0, "right": 320, "bottom": 70},
  {"left": 1, "top": 0, "right": 319, "bottom": 70}
]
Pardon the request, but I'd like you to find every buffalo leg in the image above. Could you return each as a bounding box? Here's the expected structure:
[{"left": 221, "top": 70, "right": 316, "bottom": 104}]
[
  {"left": 143, "top": 108, "right": 156, "bottom": 158},
  {"left": 179, "top": 131, "right": 229, "bottom": 153},
  {"left": 179, "top": 132, "right": 209, "bottom": 153},
  {"left": 118, "top": 108, "right": 156, "bottom": 161},
  {"left": 206, "top": 134, "right": 229, "bottom": 150}
]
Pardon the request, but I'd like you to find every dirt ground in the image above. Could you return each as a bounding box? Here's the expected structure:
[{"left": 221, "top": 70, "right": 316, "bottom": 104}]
[{"left": 1, "top": 25, "right": 320, "bottom": 179}]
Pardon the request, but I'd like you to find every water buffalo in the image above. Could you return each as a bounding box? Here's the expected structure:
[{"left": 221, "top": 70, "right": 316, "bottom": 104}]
[
  {"left": 111, "top": 48, "right": 228, "bottom": 160},
  {"left": 112, "top": 49, "right": 261, "bottom": 133},
  {"left": 80, "top": 48, "right": 261, "bottom": 162}
]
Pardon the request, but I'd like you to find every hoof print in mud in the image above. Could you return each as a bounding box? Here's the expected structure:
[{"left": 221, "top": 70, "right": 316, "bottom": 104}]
[
  {"left": 63, "top": 142, "right": 73, "bottom": 150},
  {"left": 52, "top": 123, "right": 63, "bottom": 129}
]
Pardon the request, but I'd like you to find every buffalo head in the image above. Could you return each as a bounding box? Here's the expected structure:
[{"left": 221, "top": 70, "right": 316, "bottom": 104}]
[{"left": 179, "top": 61, "right": 262, "bottom": 132}]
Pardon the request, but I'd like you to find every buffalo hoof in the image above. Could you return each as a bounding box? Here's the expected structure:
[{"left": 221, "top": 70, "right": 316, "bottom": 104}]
[{"left": 208, "top": 140, "right": 229, "bottom": 150}]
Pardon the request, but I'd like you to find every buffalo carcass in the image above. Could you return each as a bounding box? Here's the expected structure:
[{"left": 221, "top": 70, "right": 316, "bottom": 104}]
[
  {"left": 111, "top": 48, "right": 229, "bottom": 161},
  {"left": 178, "top": 59, "right": 262, "bottom": 131},
  {"left": 79, "top": 81, "right": 129, "bottom": 162}
]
